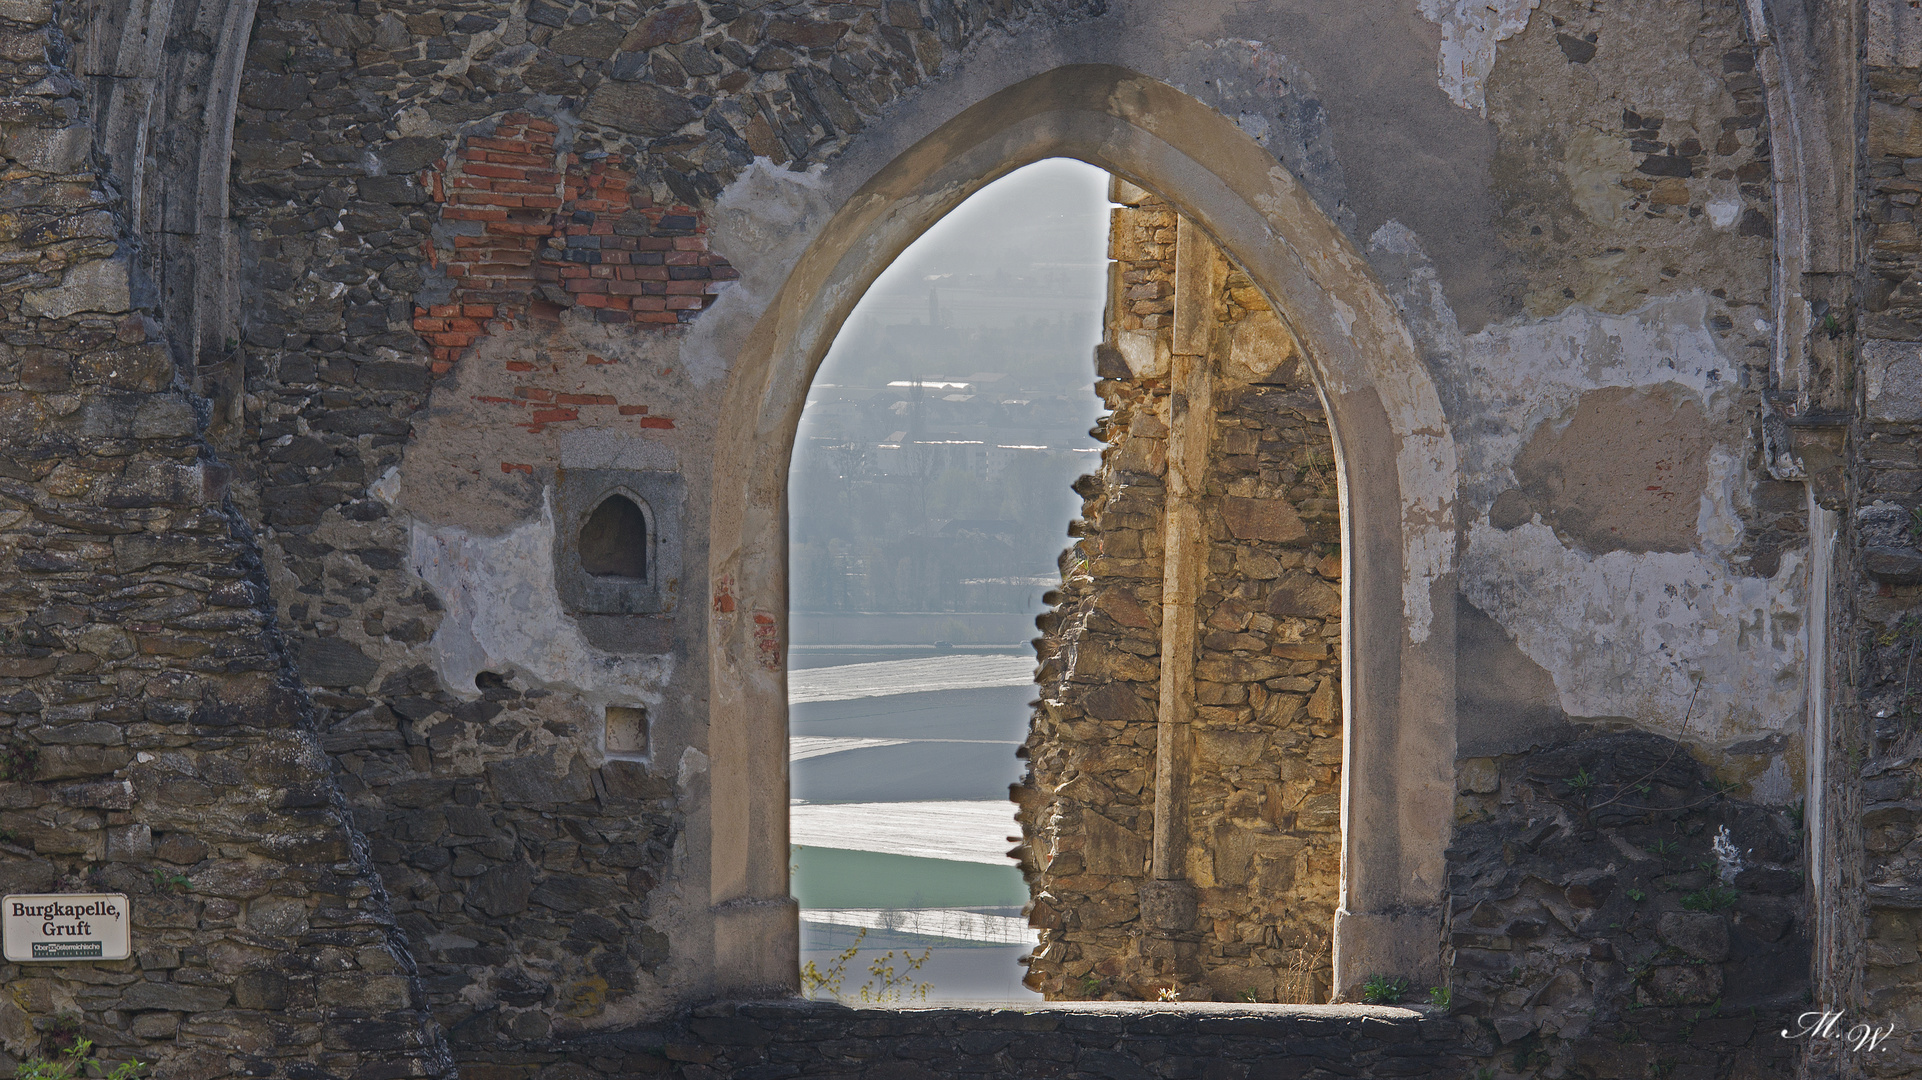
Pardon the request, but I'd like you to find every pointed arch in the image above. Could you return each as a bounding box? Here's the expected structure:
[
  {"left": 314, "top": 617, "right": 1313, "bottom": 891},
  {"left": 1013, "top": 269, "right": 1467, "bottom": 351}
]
[{"left": 706, "top": 64, "right": 1459, "bottom": 1000}]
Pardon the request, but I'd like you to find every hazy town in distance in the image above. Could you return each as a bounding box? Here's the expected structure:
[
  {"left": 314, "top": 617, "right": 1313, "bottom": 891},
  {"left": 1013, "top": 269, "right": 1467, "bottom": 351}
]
[{"left": 785, "top": 159, "right": 1112, "bottom": 1001}]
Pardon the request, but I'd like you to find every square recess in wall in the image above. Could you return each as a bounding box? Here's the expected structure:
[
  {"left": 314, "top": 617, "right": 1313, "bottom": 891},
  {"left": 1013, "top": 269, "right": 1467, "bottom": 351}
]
[
  {"left": 555, "top": 469, "right": 684, "bottom": 615},
  {"left": 605, "top": 705, "right": 649, "bottom": 757}
]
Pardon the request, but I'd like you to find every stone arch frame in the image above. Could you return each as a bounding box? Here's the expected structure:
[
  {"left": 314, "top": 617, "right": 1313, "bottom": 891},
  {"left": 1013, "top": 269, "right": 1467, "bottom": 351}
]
[
  {"left": 82, "top": 0, "right": 258, "bottom": 428},
  {"left": 1735, "top": 0, "right": 1853, "bottom": 1015},
  {"left": 707, "top": 64, "right": 1460, "bottom": 999}
]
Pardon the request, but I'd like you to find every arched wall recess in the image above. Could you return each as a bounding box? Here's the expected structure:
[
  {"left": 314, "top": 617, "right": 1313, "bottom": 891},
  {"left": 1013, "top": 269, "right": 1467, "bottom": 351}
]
[
  {"left": 557, "top": 469, "right": 685, "bottom": 615},
  {"left": 707, "top": 64, "right": 1460, "bottom": 1000},
  {"left": 582, "top": 494, "right": 651, "bottom": 580},
  {"left": 82, "top": 0, "right": 260, "bottom": 434}
]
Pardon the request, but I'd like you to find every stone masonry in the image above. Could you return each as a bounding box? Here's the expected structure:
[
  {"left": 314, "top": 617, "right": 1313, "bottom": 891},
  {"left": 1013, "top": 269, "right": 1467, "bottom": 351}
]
[
  {"left": 1017, "top": 188, "right": 1343, "bottom": 1005},
  {"left": 0, "top": 0, "right": 450, "bottom": 1073}
]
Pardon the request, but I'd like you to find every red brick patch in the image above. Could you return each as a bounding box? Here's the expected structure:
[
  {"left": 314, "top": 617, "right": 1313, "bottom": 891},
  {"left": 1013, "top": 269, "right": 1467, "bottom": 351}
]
[
  {"left": 410, "top": 113, "right": 737, "bottom": 372},
  {"left": 752, "top": 611, "right": 780, "bottom": 669}
]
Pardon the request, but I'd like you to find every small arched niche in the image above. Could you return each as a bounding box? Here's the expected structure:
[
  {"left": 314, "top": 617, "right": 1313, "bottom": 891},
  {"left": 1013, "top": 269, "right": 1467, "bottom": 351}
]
[
  {"left": 581, "top": 493, "right": 650, "bottom": 579},
  {"left": 555, "top": 469, "right": 683, "bottom": 616}
]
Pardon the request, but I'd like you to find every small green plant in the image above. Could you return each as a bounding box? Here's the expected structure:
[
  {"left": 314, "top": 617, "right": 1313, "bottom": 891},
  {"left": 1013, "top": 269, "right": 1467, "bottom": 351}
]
[
  {"left": 1646, "top": 839, "right": 1678, "bottom": 857},
  {"left": 1239, "top": 987, "right": 1260, "bottom": 1003},
  {"left": 1360, "top": 973, "right": 1409, "bottom": 1005},
  {"left": 1081, "top": 974, "right": 1102, "bottom": 998},
  {"left": 1681, "top": 887, "right": 1739, "bottom": 913},
  {"left": 800, "top": 928, "right": 863, "bottom": 1000},
  {"left": 1567, "top": 767, "right": 1595, "bottom": 794},
  {"left": 151, "top": 870, "right": 192, "bottom": 894},
  {"left": 16, "top": 1036, "right": 145, "bottom": 1080},
  {"left": 1426, "top": 985, "right": 1451, "bottom": 1010},
  {"left": 801, "top": 927, "right": 933, "bottom": 1003},
  {"left": 1627, "top": 888, "right": 1647, "bottom": 903},
  {"left": 1789, "top": 799, "right": 1806, "bottom": 831},
  {"left": 1156, "top": 986, "right": 1181, "bottom": 1002},
  {"left": 859, "top": 948, "right": 932, "bottom": 1003}
]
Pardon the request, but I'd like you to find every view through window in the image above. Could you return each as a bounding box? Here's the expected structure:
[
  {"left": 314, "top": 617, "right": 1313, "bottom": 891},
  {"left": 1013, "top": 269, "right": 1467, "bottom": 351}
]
[{"left": 788, "top": 158, "right": 1111, "bottom": 1002}]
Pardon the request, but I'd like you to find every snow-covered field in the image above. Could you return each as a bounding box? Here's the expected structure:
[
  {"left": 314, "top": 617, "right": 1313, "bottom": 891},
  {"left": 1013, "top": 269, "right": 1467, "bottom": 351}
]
[
  {"left": 787, "top": 654, "right": 1036, "bottom": 704},
  {"left": 789, "top": 801, "right": 1021, "bottom": 865},
  {"left": 802, "top": 907, "right": 1037, "bottom": 946},
  {"left": 787, "top": 656, "right": 1041, "bottom": 1000},
  {"left": 789, "top": 736, "right": 912, "bottom": 761}
]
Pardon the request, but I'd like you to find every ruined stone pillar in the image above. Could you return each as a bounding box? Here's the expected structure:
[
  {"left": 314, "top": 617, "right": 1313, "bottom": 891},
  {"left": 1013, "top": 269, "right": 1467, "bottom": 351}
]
[{"left": 1143, "top": 218, "right": 1215, "bottom": 929}]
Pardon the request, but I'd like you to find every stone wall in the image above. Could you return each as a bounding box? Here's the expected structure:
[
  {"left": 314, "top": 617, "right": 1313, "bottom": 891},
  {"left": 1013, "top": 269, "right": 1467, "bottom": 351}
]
[
  {"left": 454, "top": 1000, "right": 1470, "bottom": 1080},
  {"left": 0, "top": 0, "right": 449, "bottom": 1077},
  {"left": 1017, "top": 188, "right": 1343, "bottom": 1004},
  {"left": 1447, "top": 728, "right": 1806, "bottom": 1076},
  {"left": 1833, "top": 38, "right": 1922, "bottom": 1080},
  {"left": 207, "top": 0, "right": 1125, "bottom": 1055}
]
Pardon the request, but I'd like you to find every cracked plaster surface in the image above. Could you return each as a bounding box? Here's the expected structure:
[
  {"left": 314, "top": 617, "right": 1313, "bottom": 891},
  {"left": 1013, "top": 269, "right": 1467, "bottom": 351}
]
[
  {"left": 404, "top": 490, "right": 674, "bottom": 707},
  {"left": 1369, "top": 222, "right": 1804, "bottom": 757}
]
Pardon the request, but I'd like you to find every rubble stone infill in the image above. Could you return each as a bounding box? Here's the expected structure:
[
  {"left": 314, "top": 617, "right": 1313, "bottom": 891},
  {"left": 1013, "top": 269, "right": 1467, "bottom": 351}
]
[{"left": 1017, "top": 189, "right": 1342, "bottom": 1004}]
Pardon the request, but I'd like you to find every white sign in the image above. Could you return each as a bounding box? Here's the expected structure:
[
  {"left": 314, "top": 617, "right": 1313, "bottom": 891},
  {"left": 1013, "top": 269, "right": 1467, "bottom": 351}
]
[{"left": 3, "top": 894, "right": 131, "bottom": 961}]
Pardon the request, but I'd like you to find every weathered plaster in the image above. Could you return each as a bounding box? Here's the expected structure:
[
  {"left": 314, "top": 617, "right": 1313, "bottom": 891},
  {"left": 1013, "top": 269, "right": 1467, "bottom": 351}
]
[
  {"left": 1485, "top": 0, "right": 1773, "bottom": 324},
  {"left": 1418, "top": 0, "right": 1541, "bottom": 115},
  {"left": 1445, "top": 295, "right": 1750, "bottom": 505},
  {"left": 1167, "top": 40, "right": 1355, "bottom": 237},
  {"left": 1463, "top": 524, "right": 1804, "bottom": 753},
  {"left": 1371, "top": 211, "right": 1802, "bottom": 782},
  {"left": 696, "top": 160, "right": 836, "bottom": 390},
  {"left": 392, "top": 326, "right": 706, "bottom": 537},
  {"left": 1508, "top": 384, "right": 1713, "bottom": 556},
  {"left": 1374, "top": 218, "right": 1754, "bottom": 506},
  {"left": 406, "top": 495, "right": 675, "bottom": 707}
]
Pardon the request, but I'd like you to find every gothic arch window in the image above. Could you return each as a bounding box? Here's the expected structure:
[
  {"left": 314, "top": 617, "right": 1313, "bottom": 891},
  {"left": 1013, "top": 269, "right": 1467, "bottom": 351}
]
[{"left": 708, "top": 66, "right": 1459, "bottom": 1003}]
